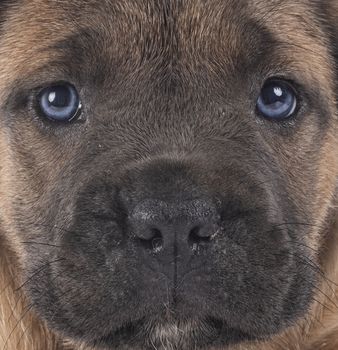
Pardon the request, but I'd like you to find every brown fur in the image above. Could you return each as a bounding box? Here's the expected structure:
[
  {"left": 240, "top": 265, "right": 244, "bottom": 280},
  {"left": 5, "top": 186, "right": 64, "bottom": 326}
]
[{"left": 0, "top": 0, "right": 338, "bottom": 349}]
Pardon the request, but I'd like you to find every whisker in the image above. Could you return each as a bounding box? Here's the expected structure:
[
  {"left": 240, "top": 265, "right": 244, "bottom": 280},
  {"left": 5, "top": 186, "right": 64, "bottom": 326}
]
[
  {"left": 6, "top": 264, "right": 69, "bottom": 327},
  {"left": 10, "top": 279, "right": 76, "bottom": 350},
  {"left": 15, "top": 258, "right": 65, "bottom": 293},
  {"left": 2, "top": 303, "right": 34, "bottom": 350},
  {"left": 20, "top": 242, "right": 62, "bottom": 248},
  {"left": 271, "top": 222, "right": 326, "bottom": 231}
]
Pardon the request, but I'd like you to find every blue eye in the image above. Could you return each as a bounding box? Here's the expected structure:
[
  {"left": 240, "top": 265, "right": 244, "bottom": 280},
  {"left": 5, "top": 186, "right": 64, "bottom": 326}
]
[
  {"left": 38, "top": 83, "right": 81, "bottom": 122},
  {"left": 257, "top": 80, "right": 297, "bottom": 120}
]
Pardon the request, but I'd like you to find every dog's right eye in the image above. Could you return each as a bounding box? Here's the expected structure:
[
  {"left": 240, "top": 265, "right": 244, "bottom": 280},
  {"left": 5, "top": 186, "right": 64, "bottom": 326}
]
[{"left": 37, "top": 83, "right": 82, "bottom": 122}]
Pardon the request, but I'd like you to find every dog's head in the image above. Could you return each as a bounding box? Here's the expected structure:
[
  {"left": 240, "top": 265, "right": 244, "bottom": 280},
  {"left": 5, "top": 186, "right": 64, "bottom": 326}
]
[{"left": 0, "top": 0, "right": 338, "bottom": 349}]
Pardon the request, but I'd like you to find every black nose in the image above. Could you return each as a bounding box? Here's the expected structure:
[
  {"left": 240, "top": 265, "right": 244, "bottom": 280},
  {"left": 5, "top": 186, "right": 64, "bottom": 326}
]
[{"left": 129, "top": 199, "right": 220, "bottom": 252}]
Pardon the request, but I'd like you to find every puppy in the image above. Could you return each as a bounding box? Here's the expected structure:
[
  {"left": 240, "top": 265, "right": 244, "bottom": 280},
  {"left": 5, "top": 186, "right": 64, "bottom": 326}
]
[{"left": 0, "top": 1, "right": 337, "bottom": 349}]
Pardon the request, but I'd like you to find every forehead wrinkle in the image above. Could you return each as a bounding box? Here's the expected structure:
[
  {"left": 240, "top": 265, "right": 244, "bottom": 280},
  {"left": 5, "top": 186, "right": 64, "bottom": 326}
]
[
  {"left": 177, "top": 1, "right": 272, "bottom": 71},
  {"left": 0, "top": 7, "right": 79, "bottom": 99},
  {"left": 0, "top": 0, "right": 335, "bottom": 105},
  {"left": 47, "top": 28, "right": 114, "bottom": 87},
  {"left": 0, "top": 1, "right": 180, "bottom": 95},
  {"left": 250, "top": 2, "right": 332, "bottom": 61},
  {"left": 34, "top": 2, "right": 281, "bottom": 90}
]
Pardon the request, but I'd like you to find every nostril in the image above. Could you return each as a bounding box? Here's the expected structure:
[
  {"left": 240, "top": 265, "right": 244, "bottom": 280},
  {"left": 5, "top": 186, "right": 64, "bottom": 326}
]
[
  {"left": 137, "top": 228, "right": 164, "bottom": 253},
  {"left": 188, "top": 225, "right": 212, "bottom": 249},
  {"left": 130, "top": 198, "right": 219, "bottom": 254}
]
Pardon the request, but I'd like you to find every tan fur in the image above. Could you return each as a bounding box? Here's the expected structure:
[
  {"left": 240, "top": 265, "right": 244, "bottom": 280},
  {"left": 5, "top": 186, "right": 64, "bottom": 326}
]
[
  {"left": 0, "top": 0, "right": 338, "bottom": 349},
  {"left": 0, "top": 238, "right": 59, "bottom": 350}
]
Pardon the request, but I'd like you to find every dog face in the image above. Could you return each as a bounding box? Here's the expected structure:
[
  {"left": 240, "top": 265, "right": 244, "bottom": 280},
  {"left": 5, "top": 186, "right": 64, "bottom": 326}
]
[{"left": 0, "top": 0, "right": 337, "bottom": 349}]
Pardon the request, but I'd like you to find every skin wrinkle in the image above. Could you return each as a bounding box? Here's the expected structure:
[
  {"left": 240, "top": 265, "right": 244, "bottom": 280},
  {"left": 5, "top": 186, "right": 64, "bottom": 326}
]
[{"left": 0, "top": 0, "right": 337, "bottom": 350}]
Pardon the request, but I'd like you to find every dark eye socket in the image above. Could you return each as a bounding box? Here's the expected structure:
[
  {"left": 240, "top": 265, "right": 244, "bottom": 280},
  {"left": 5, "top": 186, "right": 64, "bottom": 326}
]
[
  {"left": 256, "top": 80, "right": 297, "bottom": 120},
  {"left": 37, "top": 83, "right": 81, "bottom": 122}
]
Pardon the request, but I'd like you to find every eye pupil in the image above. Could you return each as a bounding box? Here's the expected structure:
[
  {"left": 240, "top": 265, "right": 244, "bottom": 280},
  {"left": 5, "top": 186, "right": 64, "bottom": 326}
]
[
  {"left": 257, "top": 80, "right": 297, "bottom": 120},
  {"left": 48, "top": 89, "right": 69, "bottom": 107},
  {"left": 261, "top": 86, "right": 286, "bottom": 106},
  {"left": 38, "top": 83, "right": 81, "bottom": 122}
]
